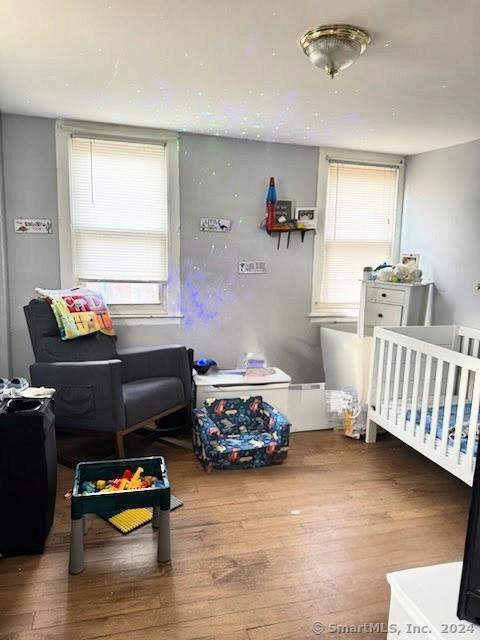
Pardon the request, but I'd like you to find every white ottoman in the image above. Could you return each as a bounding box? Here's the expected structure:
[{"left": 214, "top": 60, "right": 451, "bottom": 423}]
[{"left": 387, "top": 562, "right": 479, "bottom": 639}]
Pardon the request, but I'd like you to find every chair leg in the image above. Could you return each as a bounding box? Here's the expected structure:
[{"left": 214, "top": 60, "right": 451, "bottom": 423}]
[
  {"left": 115, "top": 432, "right": 126, "bottom": 458},
  {"left": 183, "top": 404, "right": 193, "bottom": 429}
]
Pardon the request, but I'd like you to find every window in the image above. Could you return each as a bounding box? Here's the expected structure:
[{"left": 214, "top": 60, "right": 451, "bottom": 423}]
[
  {"left": 312, "top": 158, "right": 402, "bottom": 317},
  {"left": 56, "top": 121, "right": 180, "bottom": 319}
]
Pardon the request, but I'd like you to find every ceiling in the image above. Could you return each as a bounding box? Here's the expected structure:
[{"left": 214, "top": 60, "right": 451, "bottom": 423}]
[{"left": 1, "top": 0, "right": 479, "bottom": 155}]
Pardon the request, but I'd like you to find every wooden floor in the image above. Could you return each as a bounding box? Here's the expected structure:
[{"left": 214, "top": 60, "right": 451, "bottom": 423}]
[{"left": 0, "top": 431, "right": 472, "bottom": 640}]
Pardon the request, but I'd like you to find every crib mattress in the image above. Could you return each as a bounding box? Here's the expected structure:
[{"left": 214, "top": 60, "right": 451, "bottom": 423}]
[{"left": 380, "top": 400, "right": 478, "bottom": 455}]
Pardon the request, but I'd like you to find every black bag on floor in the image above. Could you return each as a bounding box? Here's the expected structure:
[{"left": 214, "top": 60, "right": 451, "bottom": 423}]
[{"left": 0, "top": 398, "right": 57, "bottom": 556}]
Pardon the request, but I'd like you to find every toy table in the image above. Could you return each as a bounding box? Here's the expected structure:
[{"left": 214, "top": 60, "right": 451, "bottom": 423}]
[{"left": 69, "top": 456, "right": 171, "bottom": 574}]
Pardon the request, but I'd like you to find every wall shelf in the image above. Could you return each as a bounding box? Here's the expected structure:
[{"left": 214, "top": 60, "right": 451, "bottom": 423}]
[{"left": 266, "top": 226, "right": 316, "bottom": 249}]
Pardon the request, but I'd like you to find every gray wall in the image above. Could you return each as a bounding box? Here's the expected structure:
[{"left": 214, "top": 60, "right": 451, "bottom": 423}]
[
  {"left": 1, "top": 115, "right": 321, "bottom": 382},
  {"left": 401, "top": 138, "right": 480, "bottom": 326},
  {"left": 2, "top": 116, "right": 61, "bottom": 377}
]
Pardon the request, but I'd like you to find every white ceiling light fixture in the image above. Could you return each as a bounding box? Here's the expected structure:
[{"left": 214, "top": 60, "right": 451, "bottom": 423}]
[{"left": 300, "top": 24, "right": 371, "bottom": 79}]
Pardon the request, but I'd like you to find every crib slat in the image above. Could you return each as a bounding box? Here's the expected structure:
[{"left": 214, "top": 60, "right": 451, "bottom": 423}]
[
  {"left": 408, "top": 351, "right": 423, "bottom": 435},
  {"left": 467, "top": 339, "right": 480, "bottom": 399},
  {"left": 461, "top": 337, "right": 474, "bottom": 400},
  {"left": 452, "top": 367, "right": 469, "bottom": 462},
  {"left": 375, "top": 338, "right": 386, "bottom": 416},
  {"left": 465, "top": 372, "right": 480, "bottom": 472},
  {"left": 441, "top": 363, "right": 456, "bottom": 456},
  {"left": 419, "top": 355, "right": 433, "bottom": 442},
  {"left": 399, "top": 348, "right": 412, "bottom": 431},
  {"left": 391, "top": 345, "right": 402, "bottom": 423},
  {"left": 472, "top": 339, "right": 480, "bottom": 359},
  {"left": 384, "top": 341, "right": 394, "bottom": 419},
  {"left": 429, "top": 359, "right": 444, "bottom": 450}
]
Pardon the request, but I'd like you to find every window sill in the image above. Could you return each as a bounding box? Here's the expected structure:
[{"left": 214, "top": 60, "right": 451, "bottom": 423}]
[
  {"left": 111, "top": 314, "right": 183, "bottom": 326},
  {"left": 308, "top": 312, "right": 358, "bottom": 325}
]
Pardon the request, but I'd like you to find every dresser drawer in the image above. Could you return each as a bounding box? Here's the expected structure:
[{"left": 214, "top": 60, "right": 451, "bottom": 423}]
[
  {"left": 367, "top": 287, "right": 405, "bottom": 305},
  {"left": 365, "top": 302, "right": 403, "bottom": 327}
]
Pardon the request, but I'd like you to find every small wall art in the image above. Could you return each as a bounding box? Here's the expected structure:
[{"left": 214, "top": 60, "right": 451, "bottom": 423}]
[
  {"left": 401, "top": 253, "right": 420, "bottom": 268},
  {"left": 295, "top": 207, "right": 317, "bottom": 230},
  {"left": 200, "top": 218, "right": 232, "bottom": 233},
  {"left": 274, "top": 200, "right": 294, "bottom": 225},
  {"left": 14, "top": 218, "right": 53, "bottom": 234},
  {"left": 238, "top": 261, "right": 267, "bottom": 275}
]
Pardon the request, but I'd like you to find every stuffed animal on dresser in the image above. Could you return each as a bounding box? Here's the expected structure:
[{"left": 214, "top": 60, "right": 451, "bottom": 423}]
[{"left": 377, "top": 261, "right": 423, "bottom": 284}]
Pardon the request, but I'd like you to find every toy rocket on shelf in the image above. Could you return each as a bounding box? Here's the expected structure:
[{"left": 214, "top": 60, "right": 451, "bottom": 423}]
[{"left": 265, "top": 176, "right": 277, "bottom": 232}]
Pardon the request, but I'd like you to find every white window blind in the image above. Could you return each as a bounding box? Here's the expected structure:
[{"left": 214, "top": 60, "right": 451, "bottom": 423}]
[
  {"left": 69, "top": 137, "right": 168, "bottom": 284},
  {"left": 319, "top": 161, "right": 399, "bottom": 312}
]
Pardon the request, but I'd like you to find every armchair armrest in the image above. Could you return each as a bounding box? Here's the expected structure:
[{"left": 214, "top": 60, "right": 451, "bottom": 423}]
[
  {"left": 261, "top": 402, "right": 291, "bottom": 446},
  {"left": 192, "top": 408, "right": 220, "bottom": 442},
  {"left": 118, "top": 345, "right": 191, "bottom": 404},
  {"left": 30, "top": 360, "right": 125, "bottom": 432}
]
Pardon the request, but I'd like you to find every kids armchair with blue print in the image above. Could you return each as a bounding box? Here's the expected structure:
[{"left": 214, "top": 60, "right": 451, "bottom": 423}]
[{"left": 192, "top": 396, "right": 290, "bottom": 471}]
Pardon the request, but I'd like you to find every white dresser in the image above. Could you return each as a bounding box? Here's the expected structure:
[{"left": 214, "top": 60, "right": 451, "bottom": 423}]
[{"left": 359, "top": 281, "right": 431, "bottom": 337}]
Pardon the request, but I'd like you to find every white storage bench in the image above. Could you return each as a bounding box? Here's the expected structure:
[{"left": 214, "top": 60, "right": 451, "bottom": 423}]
[{"left": 193, "top": 368, "right": 327, "bottom": 432}]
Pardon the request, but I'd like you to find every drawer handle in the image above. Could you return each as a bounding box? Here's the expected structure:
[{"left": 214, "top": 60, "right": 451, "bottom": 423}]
[
  {"left": 378, "top": 313, "right": 383, "bottom": 318},
  {"left": 381, "top": 293, "right": 387, "bottom": 298}
]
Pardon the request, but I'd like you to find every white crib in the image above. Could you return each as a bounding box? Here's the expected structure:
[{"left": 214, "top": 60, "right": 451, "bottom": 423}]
[{"left": 367, "top": 325, "right": 480, "bottom": 485}]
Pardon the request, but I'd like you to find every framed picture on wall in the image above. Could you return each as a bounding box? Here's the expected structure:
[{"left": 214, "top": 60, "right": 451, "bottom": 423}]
[
  {"left": 274, "top": 200, "right": 294, "bottom": 225},
  {"left": 295, "top": 207, "right": 317, "bottom": 230},
  {"left": 401, "top": 253, "right": 420, "bottom": 268}
]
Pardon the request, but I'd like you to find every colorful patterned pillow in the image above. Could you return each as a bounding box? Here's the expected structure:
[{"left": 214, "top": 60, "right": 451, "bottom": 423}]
[{"left": 36, "top": 287, "right": 115, "bottom": 341}]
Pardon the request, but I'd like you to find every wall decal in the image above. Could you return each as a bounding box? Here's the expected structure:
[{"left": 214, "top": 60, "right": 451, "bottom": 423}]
[
  {"left": 238, "top": 261, "right": 267, "bottom": 274},
  {"left": 200, "top": 218, "right": 232, "bottom": 233},
  {"left": 14, "top": 218, "right": 53, "bottom": 234}
]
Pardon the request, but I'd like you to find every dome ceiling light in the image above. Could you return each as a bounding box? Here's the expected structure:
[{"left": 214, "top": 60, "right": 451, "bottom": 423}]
[{"left": 300, "top": 24, "right": 371, "bottom": 78}]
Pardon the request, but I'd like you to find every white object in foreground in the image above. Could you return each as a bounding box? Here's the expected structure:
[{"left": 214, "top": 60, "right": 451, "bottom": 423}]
[{"left": 387, "top": 562, "right": 479, "bottom": 640}]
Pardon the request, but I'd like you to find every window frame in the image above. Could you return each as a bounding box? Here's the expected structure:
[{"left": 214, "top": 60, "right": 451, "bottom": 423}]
[
  {"left": 310, "top": 148, "right": 405, "bottom": 321},
  {"left": 56, "top": 120, "right": 181, "bottom": 322}
]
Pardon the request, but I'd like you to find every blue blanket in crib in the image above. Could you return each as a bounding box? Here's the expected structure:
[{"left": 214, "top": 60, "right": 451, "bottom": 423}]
[{"left": 405, "top": 403, "right": 477, "bottom": 453}]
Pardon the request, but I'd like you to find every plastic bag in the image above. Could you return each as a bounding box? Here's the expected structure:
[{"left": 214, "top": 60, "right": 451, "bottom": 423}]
[
  {"left": 325, "top": 389, "right": 346, "bottom": 431},
  {"left": 344, "top": 402, "right": 367, "bottom": 439},
  {"left": 326, "top": 387, "right": 367, "bottom": 438}
]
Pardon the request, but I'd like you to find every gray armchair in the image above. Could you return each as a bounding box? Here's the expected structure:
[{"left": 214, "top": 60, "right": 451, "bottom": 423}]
[{"left": 24, "top": 299, "right": 192, "bottom": 457}]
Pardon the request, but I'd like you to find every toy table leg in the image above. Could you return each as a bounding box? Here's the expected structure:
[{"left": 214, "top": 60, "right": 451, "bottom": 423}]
[
  {"left": 153, "top": 506, "right": 171, "bottom": 563},
  {"left": 69, "top": 516, "right": 85, "bottom": 574}
]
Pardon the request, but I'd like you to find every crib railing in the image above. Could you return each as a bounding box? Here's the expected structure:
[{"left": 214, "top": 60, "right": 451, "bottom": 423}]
[{"left": 367, "top": 325, "right": 480, "bottom": 484}]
